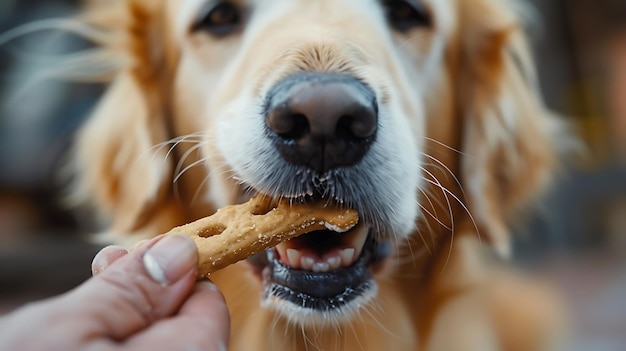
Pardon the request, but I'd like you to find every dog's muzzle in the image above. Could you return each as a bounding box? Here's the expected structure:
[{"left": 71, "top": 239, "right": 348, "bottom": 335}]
[{"left": 246, "top": 73, "right": 390, "bottom": 315}]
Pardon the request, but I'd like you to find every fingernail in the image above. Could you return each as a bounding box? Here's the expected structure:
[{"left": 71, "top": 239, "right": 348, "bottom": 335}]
[
  {"left": 92, "top": 246, "right": 127, "bottom": 276},
  {"left": 143, "top": 234, "right": 197, "bottom": 285},
  {"left": 91, "top": 250, "right": 108, "bottom": 276}
]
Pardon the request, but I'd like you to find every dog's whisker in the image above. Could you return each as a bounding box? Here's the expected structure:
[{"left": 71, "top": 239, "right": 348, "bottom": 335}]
[
  {"left": 421, "top": 176, "right": 482, "bottom": 272},
  {"left": 164, "top": 132, "right": 207, "bottom": 162},
  {"left": 159, "top": 139, "right": 204, "bottom": 162},
  {"left": 190, "top": 173, "right": 211, "bottom": 207},
  {"left": 420, "top": 167, "right": 455, "bottom": 229},
  {"left": 191, "top": 158, "right": 237, "bottom": 205},
  {"left": 420, "top": 183, "right": 455, "bottom": 230},
  {"left": 422, "top": 176, "right": 481, "bottom": 242},
  {"left": 333, "top": 328, "right": 341, "bottom": 351},
  {"left": 289, "top": 319, "right": 297, "bottom": 351},
  {"left": 148, "top": 132, "right": 205, "bottom": 153},
  {"left": 394, "top": 233, "right": 428, "bottom": 267},
  {"left": 347, "top": 312, "right": 367, "bottom": 351},
  {"left": 420, "top": 167, "right": 457, "bottom": 272},
  {"left": 173, "top": 156, "right": 207, "bottom": 184},
  {"left": 171, "top": 142, "right": 207, "bottom": 205},
  {"left": 366, "top": 294, "right": 386, "bottom": 316},
  {"left": 418, "top": 187, "right": 439, "bottom": 221},
  {"left": 134, "top": 135, "right": 208, "bottom": 194},
  {"left": 417, "top": 187, "right": 443, "bottom": 248},
  {"left": 268, "top": 313, "right": 281, "bottom": 346},
  {"left": 388, "top": 227, "right": 406, "bottom": 269},
  {"left": 421, "top": 152, "right": 468, "bottom": 200},
  {"left": 418, "top": 202, "right": 452, "bottom": 231},
  {"left": 422, "top": 136, "right": 468, "bottom": 156},
  {"left": 0, "top": 18, "right": 112, "bottom": 49},
  {"left": 135, "top": 133, "right": 204, "bottom": 168},
  {"left": 156, "top": 133, "right": 205, "bottom": 146},
  {"left": 417, "top": 187, "right": 445, "bottom": 239},
  {"left": 413, "top": 215, "right": 434, "bottom": 256},
  {"left": 395, "top": 224, "right": 419, "bottom": 267},
  {"left": 394, "top": 249, "right": 429, "bottom": 267},
  {"left": 301, "top": 323, "right": 312, "bottom": 351},
  {"left": 401, "top": 231, "right": 413, "bottom": 264},
  {"left": 362, "top": 301, "right": 400, "bottom": 339},
  {"left": 173, "top": 142, "right": 206, "bottom": 181}
]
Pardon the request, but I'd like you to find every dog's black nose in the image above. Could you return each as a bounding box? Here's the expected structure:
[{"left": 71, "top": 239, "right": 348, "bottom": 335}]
[{"left": 265, "top": 73, "right": 378, "bottom": 173}]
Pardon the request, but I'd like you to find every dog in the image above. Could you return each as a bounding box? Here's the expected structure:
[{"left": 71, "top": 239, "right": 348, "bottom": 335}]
[{"left": 71, "top": 0, "right": 565, "bottom": 349}]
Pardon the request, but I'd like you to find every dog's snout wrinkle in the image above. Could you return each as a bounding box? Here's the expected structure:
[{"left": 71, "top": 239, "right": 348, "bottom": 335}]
[{"left": 265, "top": 74, "right": 378, "bottom": 173}]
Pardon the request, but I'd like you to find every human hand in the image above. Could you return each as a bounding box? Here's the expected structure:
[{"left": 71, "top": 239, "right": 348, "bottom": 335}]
[{"left": 0, "top": 234, "right": 230, "bottom": 351}]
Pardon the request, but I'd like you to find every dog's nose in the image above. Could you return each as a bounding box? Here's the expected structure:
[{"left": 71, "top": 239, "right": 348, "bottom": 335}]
[{"left": 265, "top": 73, "right": 378, "bottom": 173}]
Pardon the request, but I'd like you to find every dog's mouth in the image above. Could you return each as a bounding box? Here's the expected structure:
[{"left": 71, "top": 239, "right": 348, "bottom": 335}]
[{"left": 247, "top": 201, "right": 390, "bottom": 314}]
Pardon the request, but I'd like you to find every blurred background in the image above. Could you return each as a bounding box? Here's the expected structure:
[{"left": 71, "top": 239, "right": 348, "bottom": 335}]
[{"left": 0, "top": 0, "right": 624, "bottom": 350}]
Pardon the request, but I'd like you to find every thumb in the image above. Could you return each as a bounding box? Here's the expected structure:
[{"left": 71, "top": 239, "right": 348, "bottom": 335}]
[{"left": 67, "top": 233, "right": 200, "bottom": 340}]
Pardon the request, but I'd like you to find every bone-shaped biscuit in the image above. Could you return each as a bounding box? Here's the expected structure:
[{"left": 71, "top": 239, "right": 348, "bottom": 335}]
[{"left": 164, "top": 196, "right": 359, "bottom": 279}]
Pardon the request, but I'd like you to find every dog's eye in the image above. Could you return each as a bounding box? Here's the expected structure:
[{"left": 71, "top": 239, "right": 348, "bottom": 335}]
[
  {"left": 383, "top": 0, "right": 432, "bottom": 31},
  {"left": 193, "top": 1, "right": 241, "bottom": 37}
]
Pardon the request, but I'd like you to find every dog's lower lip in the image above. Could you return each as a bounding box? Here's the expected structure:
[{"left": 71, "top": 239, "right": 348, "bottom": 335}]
[
  {"left": 253, "top": 234, "right": 390, "bottom": 310},
  {"left": 265, "top": 247, "right": 373, "bottom": 299}
]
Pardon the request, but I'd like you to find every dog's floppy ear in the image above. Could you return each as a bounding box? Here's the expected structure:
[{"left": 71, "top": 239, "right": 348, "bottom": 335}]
[
  {"left": 72, "top": 1, "right": 182, "bottom": 242},
  {"left": 458, "top": 0, "right": 558, "bottom": 257}
]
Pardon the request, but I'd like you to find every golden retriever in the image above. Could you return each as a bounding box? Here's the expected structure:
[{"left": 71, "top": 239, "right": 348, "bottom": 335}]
[{"left": 71, "top": 0, "right": 565, "bottom": 349}]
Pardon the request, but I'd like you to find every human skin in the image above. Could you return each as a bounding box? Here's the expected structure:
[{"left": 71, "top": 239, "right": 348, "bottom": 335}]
[{"left": 0, "top": 234, "right": 230, "bottom": 351}]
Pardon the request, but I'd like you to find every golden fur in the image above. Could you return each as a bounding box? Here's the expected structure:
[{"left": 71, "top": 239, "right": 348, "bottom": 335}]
[{"left": 72, "top": 0, "right": 565, "bottom": 350}]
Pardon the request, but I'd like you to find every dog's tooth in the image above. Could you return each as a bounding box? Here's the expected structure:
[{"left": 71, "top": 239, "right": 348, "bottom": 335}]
[
  {"left": 275, "top": 244, "right": 288, "bottom": 264},
  {"left": 327, "top": 256, "right": 341, "bottom": 270},
  {"left": 340, "top": 248, "right": 356, "bottom": 267},
  {"left": 301, "top": 256, "right": 315, "bottom": 270},
  {"left": 349, "top": 226, "right": 369, "bottom": 257},
  {"left": 312, "top": 262, "right": 330, "bottom": 273},
  {"left": 286, "top": 249, "right": 301, "bottom": 269}
]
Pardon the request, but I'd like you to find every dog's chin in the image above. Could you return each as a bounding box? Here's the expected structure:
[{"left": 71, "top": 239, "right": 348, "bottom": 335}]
[{"left": 247, "top": 218, "right": 391, "bottom": 325}]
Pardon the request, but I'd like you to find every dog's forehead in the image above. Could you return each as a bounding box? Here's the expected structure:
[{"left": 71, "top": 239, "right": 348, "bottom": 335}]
[
  {"left": 169, "top": 0, "right": 455, "bottom": 45},
  {"left": 166, "top": 0, "right": 382, "bottom": 36},
  {"left": 171, "top": 0, "right": 385, "bottom": 33},
  {"left": 247, "top": 0, "right": 385, "bottom": 21}
]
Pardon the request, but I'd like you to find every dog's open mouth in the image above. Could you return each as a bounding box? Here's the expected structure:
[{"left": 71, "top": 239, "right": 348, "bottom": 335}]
[{"left": 247, "top": 201, "right": 390, "bottom": 313}]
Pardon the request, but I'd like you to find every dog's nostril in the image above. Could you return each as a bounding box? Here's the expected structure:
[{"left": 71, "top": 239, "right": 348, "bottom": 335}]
[
  {"left": 284, "top": 114, "right": 310, "bottom": 141},
  {"left": 337, "top": 112, "right": 377, "bottom": 141},
  {"left": 267, "top": 111, "right": 310, "bottom": 141},
  {"left": 265, "top": 73, "right": 378, "bottom": 173}
]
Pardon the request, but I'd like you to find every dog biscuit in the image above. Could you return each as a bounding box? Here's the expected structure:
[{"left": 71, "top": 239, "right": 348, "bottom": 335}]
[{"left": 164, "top": 196, "right": 359, "bottom": 279}]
